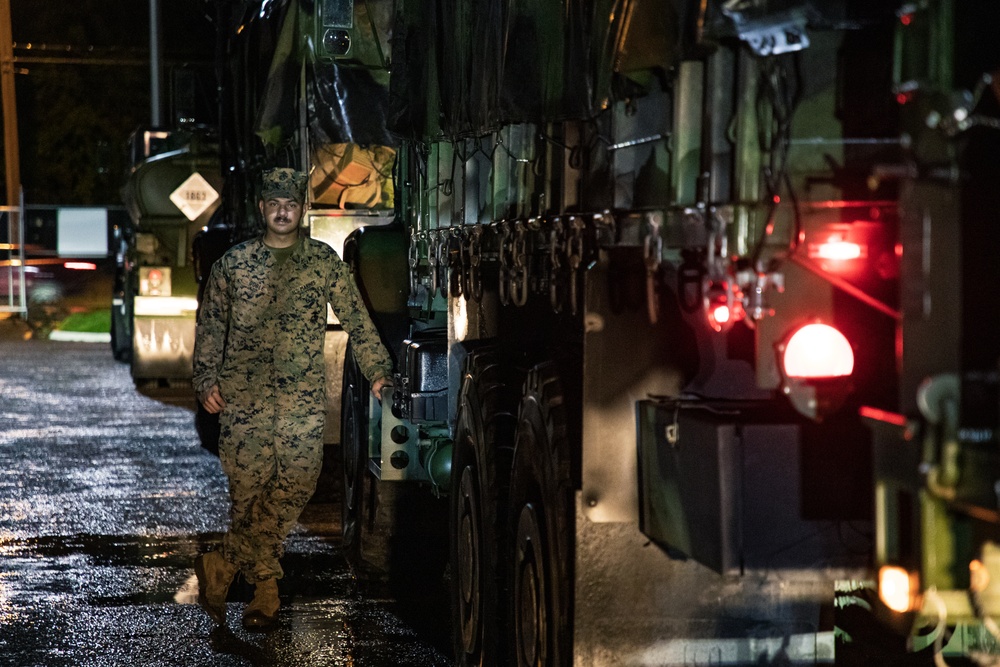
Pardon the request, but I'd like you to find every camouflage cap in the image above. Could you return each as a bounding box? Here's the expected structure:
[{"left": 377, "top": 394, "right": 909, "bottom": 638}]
[{"left": 261, "top": 168, "right": 307, "bottom": 202}]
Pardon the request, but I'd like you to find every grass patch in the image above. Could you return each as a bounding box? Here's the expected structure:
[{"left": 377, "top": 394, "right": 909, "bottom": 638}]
[{"left": 57, "top": 309, "right": 111, "bottom": 333}]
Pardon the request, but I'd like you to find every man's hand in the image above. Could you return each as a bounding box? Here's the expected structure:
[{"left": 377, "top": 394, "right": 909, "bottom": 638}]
[
  {"left": 371, "top": 375, "right": 392, "bottom": 400},
  {"left": 199, "top": 385, "right": 227, "bottom": 414}
]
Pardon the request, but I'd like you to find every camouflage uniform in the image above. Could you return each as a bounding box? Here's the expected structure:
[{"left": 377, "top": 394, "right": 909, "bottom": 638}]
[{"left": 193, "top": 234, "right": 391, "bottom": 583}]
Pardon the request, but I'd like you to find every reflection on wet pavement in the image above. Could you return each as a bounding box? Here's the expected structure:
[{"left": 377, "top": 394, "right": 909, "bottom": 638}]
[{"left": 0, "top": 338, "right": 450, "bottom": 666}]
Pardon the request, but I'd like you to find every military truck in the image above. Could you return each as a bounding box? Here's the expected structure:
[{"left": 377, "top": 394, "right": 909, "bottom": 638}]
[
  {"left": 212, "top": 0, "right": 1000, "bottom": 663},
  {"left": 858, "top": 0, "right": 1000, "bottom": 662},
  {"left": 115, "top": 125, "right": 223, "bottom": 385}
]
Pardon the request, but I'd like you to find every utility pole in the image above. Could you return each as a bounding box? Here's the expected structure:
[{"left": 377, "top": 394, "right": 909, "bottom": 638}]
[
  {"left": 0, "top": 0, "right": 20, "bottom": 207},
  {"left": 149, "top": 0, "right": 163, "bottom": 127}
]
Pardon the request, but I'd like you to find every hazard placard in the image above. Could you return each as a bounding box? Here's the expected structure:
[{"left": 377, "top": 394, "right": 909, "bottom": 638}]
[{"left": 169, "top": 173, "right": 219, "bottom": 221}]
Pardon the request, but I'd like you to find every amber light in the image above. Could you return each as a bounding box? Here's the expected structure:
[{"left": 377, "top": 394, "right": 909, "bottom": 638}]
[
  {"left": 781, "top": 323, "right": 854, "bottom": 379},
  {"left": 879, "top": 565, "right": 918, "bottom": 613},
  {"left": 971, "top": 559, "right": 990, "bottom": 593}
]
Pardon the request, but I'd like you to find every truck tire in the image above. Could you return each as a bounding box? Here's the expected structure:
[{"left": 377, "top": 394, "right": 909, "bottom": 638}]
[
  {"left": 450, "top": 350, "right": 516, "bottom": 667},
  {"left": 110, "top": 318, "right": 132, "bottom": 362},
  {"left": 341, "top": 342, "right": 371, "bottom": 567},
  {"left": 508, "top": 363, "right": 572, "bottom": 667},
  {"left": 110, "top": 290, "right": 132, "bottom": 363}
]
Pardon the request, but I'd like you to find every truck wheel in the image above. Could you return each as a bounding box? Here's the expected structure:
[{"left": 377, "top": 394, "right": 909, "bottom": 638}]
[
  {"left": 508, "top": 363, "right": 572, "bottom": 667},
  {"left": 341, "top": 344, "right": 410, "bottom": 578},
  {"left": 341, "top": 342, "right": 370, "bottom": 565},
  {"left": 110, "top": 322, "right": 131, "bottom": 362},
  {"left": 451, "top": 351, "right": 515, "bottom": 667}
]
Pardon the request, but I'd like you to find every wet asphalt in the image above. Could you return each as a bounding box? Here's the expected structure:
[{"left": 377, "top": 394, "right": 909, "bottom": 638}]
[{"left": 0, "top": 330, "right": 451, "bottom": 667}]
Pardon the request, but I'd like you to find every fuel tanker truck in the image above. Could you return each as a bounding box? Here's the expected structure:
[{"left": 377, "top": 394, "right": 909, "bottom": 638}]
[
  {"left": 211, "top": 0, "right": 1000, "bottom": 663},
  {"left": 116, "top": 125, "right": 223, "bottom": 385}
]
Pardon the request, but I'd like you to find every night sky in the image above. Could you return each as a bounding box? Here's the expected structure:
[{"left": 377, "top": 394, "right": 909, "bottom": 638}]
[{"left": 4, "top": 0, "right": 216, "bottom": 205}]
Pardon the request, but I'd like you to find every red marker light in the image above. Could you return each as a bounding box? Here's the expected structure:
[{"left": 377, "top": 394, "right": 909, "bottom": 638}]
[
  {"left": 859, "top": 406, "right": 908, "bottom": 428},
  {"left": 64, "top": 262, "right": 97, "bottom": 270},
  {"left": 148, "top": 269, "right": 163, "bottom": 282},
  {"left": 810, "top": 239, "right": 863, "bottom": 261},
  {"left": 782, "top": 323, "right": 854, "bottom": 379},
  {"left": 704, "top": 280, "right": 744, "bottom": 332},
  {"left": 900, "top": 13, "right": 913, "bottom": 26}
]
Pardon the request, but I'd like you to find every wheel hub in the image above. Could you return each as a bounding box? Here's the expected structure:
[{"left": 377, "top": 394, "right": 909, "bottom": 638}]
[{"left": 515, "top": 503, "right": 545, "bottom": 667}]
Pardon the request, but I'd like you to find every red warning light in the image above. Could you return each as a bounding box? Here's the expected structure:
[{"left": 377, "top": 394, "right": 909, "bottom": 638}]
[
  {"left": 712, "top": 303, "right": 731, "bottom": 326},
  {"left": 704, "top": 281, "right": 741, "bottom": 333},
  {"left": 781, "top": 323, "right": 854, "bottom": 379},
  {"left": 900, "top": 13, "right": 913, "bottom": 26},
  {"left": 64, "top": 262, "right": 97, "bottom": 270},
  {"left": 809, "top": 238, "right": 863, "bottom": 261}
]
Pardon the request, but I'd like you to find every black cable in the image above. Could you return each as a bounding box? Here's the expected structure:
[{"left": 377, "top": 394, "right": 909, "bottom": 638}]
[{"left": 749, "top": 53, "right": 803, "bottom": 270}]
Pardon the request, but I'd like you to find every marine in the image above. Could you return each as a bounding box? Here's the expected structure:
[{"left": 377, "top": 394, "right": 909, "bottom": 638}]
[{"left": 192, "top": 167, "right": 391, "bottom": 630}]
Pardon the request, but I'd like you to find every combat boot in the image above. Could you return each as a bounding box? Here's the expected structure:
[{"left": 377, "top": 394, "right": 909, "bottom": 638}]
[
  {"left": 194, "top": 550, "right": 238, "bottom": 624},
  {"left": 242, "top": 578, "right": 280, "bottom": 631}
]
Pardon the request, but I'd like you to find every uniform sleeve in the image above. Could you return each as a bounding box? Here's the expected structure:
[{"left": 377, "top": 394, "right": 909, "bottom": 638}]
[
  {"left": 328, "top": 257, "right": 394, "bottom": 383},
  {"left": 193, "top": 259, "right": 230, "bottom": 395}
]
